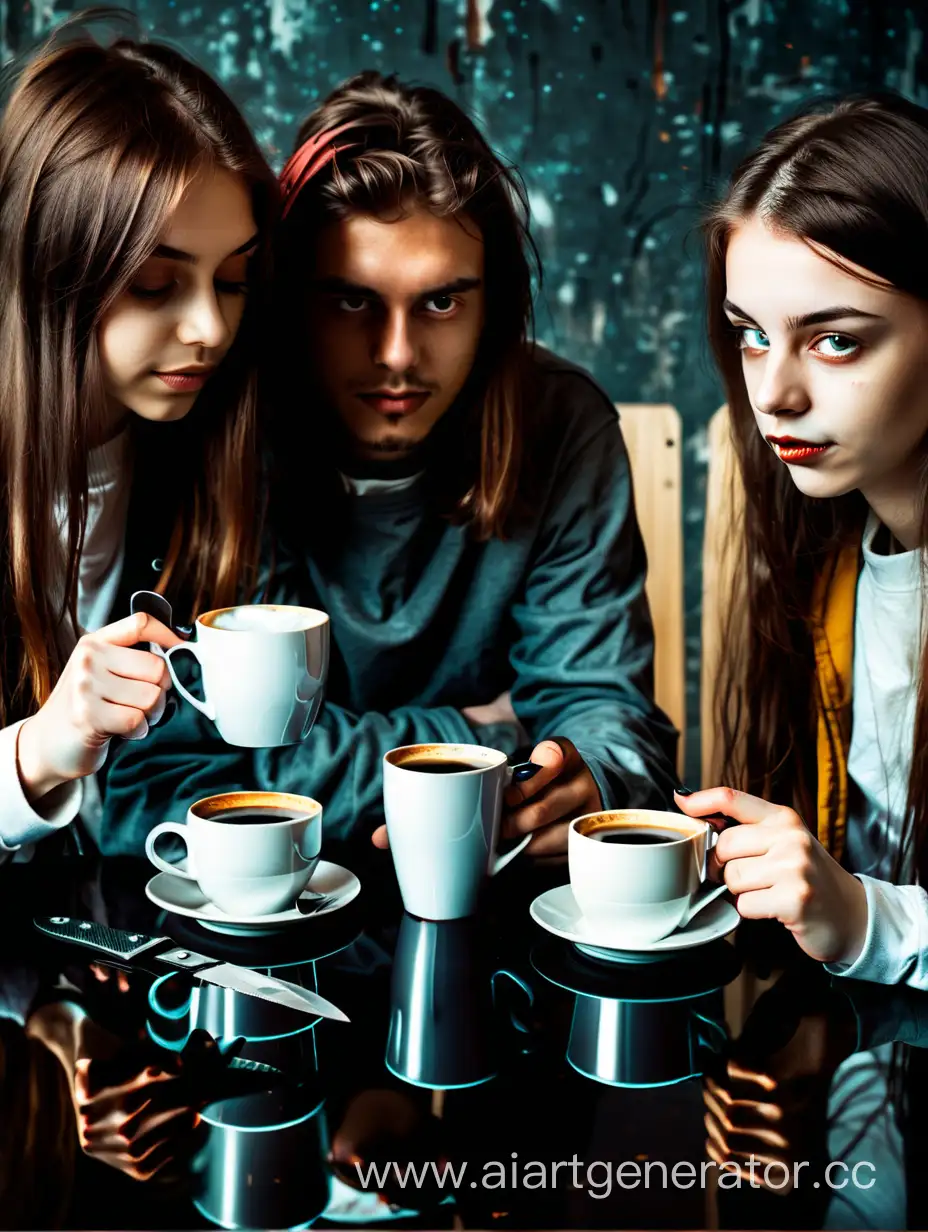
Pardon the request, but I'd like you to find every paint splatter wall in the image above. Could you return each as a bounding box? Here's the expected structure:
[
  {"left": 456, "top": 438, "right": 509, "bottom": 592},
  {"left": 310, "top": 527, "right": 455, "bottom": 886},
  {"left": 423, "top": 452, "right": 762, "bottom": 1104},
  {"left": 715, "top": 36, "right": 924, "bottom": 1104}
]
[{"left": 2, "top": 0, "right": 923, "bottom": 775}]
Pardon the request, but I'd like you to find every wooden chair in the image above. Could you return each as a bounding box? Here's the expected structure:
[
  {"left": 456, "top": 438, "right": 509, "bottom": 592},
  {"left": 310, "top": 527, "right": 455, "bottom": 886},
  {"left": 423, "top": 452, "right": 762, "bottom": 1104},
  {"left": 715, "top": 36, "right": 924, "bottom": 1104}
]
[
  {"left": 700, "top": 404, "right": 744, "bottom": 786},
  {"left": 616, "top": 403, "right": 685, "bottom": 775}
]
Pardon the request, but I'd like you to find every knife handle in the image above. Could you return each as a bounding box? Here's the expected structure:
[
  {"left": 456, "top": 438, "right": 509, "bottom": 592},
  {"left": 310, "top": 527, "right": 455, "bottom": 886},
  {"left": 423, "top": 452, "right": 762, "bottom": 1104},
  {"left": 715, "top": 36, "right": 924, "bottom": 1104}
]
[{"left": 34, "top": 917, "right": 167, "bottom": 961}]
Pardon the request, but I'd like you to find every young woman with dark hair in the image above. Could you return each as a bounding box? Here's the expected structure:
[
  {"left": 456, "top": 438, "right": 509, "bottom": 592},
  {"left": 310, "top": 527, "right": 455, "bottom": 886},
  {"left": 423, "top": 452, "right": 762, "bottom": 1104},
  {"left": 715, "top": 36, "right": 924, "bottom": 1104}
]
[{"left": 680, "top": 92, "right": 928, "bottom": 987}]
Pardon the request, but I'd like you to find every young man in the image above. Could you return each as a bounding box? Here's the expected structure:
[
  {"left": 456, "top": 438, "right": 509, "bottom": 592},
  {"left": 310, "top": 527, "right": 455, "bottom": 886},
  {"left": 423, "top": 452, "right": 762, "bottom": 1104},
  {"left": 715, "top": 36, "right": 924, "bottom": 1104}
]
[{"left": 100, "top": 72, "right": 677, "bottom": 864}]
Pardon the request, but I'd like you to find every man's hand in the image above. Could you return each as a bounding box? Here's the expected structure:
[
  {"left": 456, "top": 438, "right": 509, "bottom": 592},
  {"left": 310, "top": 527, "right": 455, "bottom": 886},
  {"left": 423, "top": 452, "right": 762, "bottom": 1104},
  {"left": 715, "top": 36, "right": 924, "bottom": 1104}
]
[
  {"left": 371, "top": 737, "right": 601, "bottom": 855},
  {"left": 499, "top": 738, "right": 601, "bottom": 856}
]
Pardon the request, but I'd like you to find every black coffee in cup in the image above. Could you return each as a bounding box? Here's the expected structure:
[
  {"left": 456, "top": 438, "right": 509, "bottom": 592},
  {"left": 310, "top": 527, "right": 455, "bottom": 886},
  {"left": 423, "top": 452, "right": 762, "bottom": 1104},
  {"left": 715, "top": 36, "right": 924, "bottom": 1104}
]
[
  {"left": 594, "top": 827, "right": 679, "bottom": 845},
  {"left": 219, "top": 807, "right": 303, "bottom": 824},
  {"left": 398, "top": 757, "right": 483, "bottom": 774}
]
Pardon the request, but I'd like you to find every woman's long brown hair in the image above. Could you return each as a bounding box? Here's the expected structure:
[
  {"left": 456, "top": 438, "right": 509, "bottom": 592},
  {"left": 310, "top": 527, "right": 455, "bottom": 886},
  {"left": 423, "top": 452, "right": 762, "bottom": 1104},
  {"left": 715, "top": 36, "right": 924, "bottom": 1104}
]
[
  {"left": 0, "top": 9, "right": 278, "bottom": 726},
  {"left": 271, "top": 70, "right": 541, "bottom": 544},
  {"left": 704, "top": 91, "right": 928, "bottom": 883},
  {"left": 0, "top": 1017, "right": 76, "bottom": 1228}
]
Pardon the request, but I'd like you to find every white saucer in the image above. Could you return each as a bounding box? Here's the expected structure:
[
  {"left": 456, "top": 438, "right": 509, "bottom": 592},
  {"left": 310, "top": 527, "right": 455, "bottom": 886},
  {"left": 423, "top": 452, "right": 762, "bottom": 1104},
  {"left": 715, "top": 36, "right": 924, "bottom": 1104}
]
[
  {"left": 145, "top": 860, "right": 361, "bottom": 935},
  {"left": 529, "top": 884, "right": 739, "bottom": 963}
]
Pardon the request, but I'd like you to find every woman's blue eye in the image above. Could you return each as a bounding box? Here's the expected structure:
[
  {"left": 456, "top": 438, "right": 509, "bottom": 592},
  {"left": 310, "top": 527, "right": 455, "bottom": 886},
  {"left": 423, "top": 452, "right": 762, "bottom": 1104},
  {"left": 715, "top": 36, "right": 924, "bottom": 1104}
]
[
  {"left": 815, "top": 333, "right": 859, "bottom": 358},
  {"left": 739, "top": 326, "right": 769, "bottom": 351}
]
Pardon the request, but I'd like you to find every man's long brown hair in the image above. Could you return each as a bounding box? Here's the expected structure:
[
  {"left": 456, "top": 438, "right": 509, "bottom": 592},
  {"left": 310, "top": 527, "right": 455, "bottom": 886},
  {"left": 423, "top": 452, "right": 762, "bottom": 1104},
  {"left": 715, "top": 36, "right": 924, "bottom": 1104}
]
[
  {"left": 272, "top": 71, "right": 540, "bottom": 543},
  {"left": 704, "top": 92, "right": 928, "bottom": 883},
  {"left": 0, "top": 10, "right": 278, "bottom": 725}
]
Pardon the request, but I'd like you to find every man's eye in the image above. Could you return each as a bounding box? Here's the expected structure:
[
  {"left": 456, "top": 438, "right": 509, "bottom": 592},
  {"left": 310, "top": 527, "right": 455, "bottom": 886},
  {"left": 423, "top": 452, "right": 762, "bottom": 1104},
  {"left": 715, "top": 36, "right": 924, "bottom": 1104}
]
[
  {"left": 338, "top": 297, "right": 369, "bottom": 313},
  {"left": 423, "top": 294, "right": 456, "bottom": 314}
]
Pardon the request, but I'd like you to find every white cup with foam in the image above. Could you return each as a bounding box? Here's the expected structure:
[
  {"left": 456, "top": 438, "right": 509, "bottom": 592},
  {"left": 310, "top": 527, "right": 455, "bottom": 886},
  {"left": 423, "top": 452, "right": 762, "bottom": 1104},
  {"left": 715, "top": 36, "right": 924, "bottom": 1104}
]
[{"left": 163, "top": 604, "right": 330, "bottom": 747}]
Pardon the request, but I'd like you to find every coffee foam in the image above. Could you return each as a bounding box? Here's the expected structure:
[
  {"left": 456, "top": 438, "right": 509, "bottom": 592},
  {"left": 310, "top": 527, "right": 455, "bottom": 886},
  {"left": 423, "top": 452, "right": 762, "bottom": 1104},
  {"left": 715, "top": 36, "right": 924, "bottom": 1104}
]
[
  {"left": 193, "top": 790, "right": 321, "bottom": 821},
  {"left": 574, "top": 809, "right": 702, "bottom": 841},
  {"left": 386, "top": 743, "right": 498, "bottom": 770},
  {"left": 202, "top": 605, "right": 326, "bottom": 633}
]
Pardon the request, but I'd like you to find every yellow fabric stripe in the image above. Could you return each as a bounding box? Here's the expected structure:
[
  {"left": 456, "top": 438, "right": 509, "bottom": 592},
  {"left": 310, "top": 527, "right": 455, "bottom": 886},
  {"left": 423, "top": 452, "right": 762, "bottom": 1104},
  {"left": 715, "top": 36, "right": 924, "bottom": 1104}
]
[{"left": 810, "top": 541, "right": 859, "bottom": 859}]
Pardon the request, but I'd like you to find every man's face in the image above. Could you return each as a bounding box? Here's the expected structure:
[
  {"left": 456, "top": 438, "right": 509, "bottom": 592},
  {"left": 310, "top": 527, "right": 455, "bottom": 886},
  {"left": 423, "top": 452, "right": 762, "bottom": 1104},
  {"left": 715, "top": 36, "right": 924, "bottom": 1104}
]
[{"left": 307, "top": 206, "right": 486, "bottom": 461}]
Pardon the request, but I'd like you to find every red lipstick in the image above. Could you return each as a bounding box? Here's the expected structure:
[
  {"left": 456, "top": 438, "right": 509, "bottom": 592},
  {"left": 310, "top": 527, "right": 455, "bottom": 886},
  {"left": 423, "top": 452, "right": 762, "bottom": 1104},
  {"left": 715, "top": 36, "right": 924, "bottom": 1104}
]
[
  {"left": 154, "top": 367, "right": 215, "bottom": 393},
  {"left": 766, "top": 435, "right": 833, "bottom": 464}
]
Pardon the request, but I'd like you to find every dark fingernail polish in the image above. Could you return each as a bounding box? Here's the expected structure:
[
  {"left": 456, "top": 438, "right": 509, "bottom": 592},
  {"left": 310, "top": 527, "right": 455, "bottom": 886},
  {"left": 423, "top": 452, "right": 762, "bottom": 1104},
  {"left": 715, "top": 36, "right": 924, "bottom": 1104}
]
[
  {"left": 512, "top": 762, "right": 542, "bottom": 783},
  {"left": 674, "top": 785, "right": 693, "bottom": 796}
]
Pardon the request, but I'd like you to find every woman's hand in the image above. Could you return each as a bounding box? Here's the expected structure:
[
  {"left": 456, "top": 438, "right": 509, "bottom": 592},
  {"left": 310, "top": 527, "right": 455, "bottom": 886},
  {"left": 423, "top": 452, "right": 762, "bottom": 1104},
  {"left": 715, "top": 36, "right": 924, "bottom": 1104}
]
[
  {"left": 16, "top": 612, "right": 182, "bottom": 800},
  {"left": 27, "top": 999, "right": 203, "bottom": 1183},
  {"left": 73, "top": 1055, "right": 198, "bottom": 1182},
  {"left": 674, "top": 787, "right": 868, "bottom": 965}
]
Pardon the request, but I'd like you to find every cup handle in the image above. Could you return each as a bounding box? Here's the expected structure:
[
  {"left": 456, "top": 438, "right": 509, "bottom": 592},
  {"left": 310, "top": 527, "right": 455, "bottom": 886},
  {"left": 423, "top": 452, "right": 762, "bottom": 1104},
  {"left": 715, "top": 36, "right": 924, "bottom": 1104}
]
[
  {"left": 145, "top": 822, "right": 196, "bottom": 879},
  {"left": 147, "top": 972, "right": 194, "bottom": 1020},
  {"left": 163, "top": 643, "right": 216, "bottom": 722},
  {"left": 691, "top": 1009, "right": 728, "bottom": 1053},
  {"left": 491, "top": 969, "right": 535, "bottom": 1035},
  {"left": 490, "top": 832, "right": 532, "bottom": 875},
  {"left": 490, "top": 761, "right": 542, "bottom": 875},
  {"left": 678, "top": 878, "right": 731, "bottom": 929}
]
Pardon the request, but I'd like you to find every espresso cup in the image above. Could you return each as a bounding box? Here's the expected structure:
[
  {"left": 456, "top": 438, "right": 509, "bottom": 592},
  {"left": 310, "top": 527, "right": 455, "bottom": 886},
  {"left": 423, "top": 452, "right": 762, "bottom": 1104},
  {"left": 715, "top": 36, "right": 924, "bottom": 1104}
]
[
  {"left": 162, "top": 604, "right": 329, "bottom": 748},
  {"left": 145, "top": 791, "right": 323, "bottom": 917},
  {"left": 567, "top": 990, "right": 727, "bottom": 1088},
  {"left": 383, "top": 743, "right": 534, "bottom": 920},
  {"left": 568, "top": 809, "right": 730, "bottom": 945}
]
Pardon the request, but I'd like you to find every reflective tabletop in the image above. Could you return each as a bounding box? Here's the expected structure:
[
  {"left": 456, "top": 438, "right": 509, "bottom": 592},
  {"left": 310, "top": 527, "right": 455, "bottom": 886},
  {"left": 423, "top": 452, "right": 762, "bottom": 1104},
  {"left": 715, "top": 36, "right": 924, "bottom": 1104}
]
[{"left": 2, "top": 853, "right": 928, "bottom": 1231}]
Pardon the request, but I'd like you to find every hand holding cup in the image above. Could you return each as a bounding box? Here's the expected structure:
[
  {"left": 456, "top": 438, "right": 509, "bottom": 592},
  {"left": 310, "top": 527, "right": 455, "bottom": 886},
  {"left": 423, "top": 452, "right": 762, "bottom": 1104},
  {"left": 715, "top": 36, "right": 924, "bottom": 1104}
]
[{"left": 16, "top": 613, "right": 181, "bottom": 800}]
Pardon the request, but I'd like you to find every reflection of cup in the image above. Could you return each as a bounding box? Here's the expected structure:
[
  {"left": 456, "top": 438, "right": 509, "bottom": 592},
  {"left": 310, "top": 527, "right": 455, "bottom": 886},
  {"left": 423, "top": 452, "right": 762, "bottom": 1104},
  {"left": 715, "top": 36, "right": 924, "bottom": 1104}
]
[
  {"left": 383, "top": 743, "right": 533, "bottom": 920},
  {"left": 385, "top": 913, "right": 534, "bottom": 1089},
  {"left": 566, "top": 991, "right": 727, "bottom": 1088},
  {"left": 145, "top": 790, "right": 322, "bottom": 916},
  {"left": 193, "top": 1087, "right": 330, "bottom": 1230},
  {"left": 569, "top": 809, "right": 729, "bottom": 945},
  {"left": 162, "top": 603, "right": 329, "bottom": 747},
  {"left": 147, "top": 961, "right": 323, "bottom": 1074}
]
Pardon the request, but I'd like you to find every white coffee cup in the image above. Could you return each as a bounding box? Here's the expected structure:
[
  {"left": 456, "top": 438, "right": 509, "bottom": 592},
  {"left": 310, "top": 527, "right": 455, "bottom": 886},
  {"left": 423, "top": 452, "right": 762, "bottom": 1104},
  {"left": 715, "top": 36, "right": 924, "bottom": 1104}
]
[
  {"left": 383, "top": 743, "right": 535, "bottom": 921},
  {"left": 162, "top": 604, "right": 329, "bottom": 747},
  {"left": 145, "top": 790, "right": 323, "bottom": 917},
  {"left": 568, "top": 809, "right": 730, "bottom": 945}
]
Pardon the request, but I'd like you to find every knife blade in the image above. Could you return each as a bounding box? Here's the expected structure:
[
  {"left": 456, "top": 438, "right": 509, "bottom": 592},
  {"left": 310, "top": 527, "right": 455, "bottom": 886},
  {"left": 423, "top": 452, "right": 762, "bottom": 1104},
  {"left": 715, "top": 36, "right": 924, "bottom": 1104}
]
[
  {"left": 33, "top": 916, "right": 350, "bottom": 1023},
  {"left": 196, "top": 963, "right": 349, "bottom": 1022}
]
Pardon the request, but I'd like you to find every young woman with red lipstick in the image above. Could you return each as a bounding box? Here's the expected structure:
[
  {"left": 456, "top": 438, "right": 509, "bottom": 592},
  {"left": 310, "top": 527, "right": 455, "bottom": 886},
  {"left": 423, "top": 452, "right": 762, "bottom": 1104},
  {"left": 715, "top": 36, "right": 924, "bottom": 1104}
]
[
  {"left": 0, "top": 12, "right": 275, "bottom": 864},
  {"left": 676, "top": 92, "right": 928, "bottom": 989}
]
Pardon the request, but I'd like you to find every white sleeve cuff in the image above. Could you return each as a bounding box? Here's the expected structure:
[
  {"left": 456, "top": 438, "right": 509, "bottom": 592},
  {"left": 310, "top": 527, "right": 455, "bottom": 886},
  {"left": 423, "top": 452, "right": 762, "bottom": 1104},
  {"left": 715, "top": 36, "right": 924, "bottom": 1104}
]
[
  {"left": 0, "top": 720, "right": 83, "bottom": 860},
  {"left": 824, "top": 874, "right": 928, "bottom": 990}
]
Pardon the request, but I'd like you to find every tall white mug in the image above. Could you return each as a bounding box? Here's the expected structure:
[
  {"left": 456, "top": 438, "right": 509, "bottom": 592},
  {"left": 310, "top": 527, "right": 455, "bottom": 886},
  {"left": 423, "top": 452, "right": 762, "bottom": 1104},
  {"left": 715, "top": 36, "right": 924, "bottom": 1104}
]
[
  {"left": 383, "top": 743, "right": 535, "bottom": 921},
  {"left": 162, "top": 604, "right": 329, "bottom": 748}
]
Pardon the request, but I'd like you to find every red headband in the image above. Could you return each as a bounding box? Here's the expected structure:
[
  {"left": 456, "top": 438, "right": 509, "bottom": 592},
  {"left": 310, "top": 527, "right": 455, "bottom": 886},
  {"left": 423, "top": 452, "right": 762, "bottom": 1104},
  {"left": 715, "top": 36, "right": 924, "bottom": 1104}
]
[{"left": 279, "top": 121, "right": 361, "bottom": 219}]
